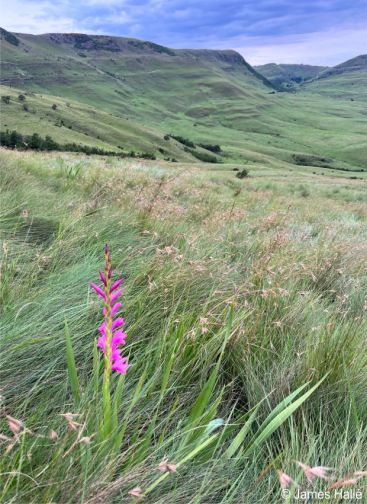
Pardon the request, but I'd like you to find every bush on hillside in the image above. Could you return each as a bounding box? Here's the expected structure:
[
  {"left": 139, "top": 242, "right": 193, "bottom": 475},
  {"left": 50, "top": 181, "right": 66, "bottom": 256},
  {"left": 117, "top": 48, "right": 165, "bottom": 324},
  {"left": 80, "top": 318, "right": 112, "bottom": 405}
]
[
  {"left": 0, "top": 130, "right": 156, "bottom": 159},
  {"left": 236, "top": 168, "right": 249, "bottom": 178},
  {"left": 169, "top": 134, "right": 195, "bottom": 148},
  {"left": 198, "top": 143, "right": 222, "bottom": 153}
]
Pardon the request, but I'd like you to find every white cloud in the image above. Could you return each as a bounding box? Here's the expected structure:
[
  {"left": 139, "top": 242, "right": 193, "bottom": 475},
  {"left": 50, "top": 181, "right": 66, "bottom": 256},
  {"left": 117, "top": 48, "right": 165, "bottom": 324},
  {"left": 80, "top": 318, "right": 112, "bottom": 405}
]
[
  {"left": 237, "top": 27, "right": 367, "bottom": 66},
  {"left": 1, "top": 1, "right": 86, "bottom": 33}
]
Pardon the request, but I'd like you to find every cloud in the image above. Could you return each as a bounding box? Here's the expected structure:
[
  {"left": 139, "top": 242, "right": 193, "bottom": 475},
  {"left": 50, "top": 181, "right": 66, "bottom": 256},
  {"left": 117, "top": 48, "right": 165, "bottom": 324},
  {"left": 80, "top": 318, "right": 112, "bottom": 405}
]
[
  {"left": 1, "top": 0, "right": 366, "bottom": 65},
  {"left": 237, "top": 26, "right": 367, "bottom": 66}
]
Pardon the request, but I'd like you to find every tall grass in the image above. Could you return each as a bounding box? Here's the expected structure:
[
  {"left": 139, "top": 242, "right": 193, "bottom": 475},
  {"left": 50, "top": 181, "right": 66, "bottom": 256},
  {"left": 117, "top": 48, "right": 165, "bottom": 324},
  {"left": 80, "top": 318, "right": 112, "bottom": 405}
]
[{"left": 0, "top": 150, "right": 366, "bottom": 503}]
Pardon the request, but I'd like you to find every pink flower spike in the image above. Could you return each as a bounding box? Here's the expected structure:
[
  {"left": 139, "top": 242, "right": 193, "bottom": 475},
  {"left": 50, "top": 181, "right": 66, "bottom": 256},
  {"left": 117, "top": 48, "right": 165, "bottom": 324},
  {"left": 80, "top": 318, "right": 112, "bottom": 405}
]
[
  {"left": 99, "top": 271, "right": 107, "bottom": 286},
  {"left": 111, "top": 288, "right": 123, "bottom": 303},
  {"left": 277, "top": 470, "right": 295, "bottom": 489},
  {"left": 110, "top": 278, "right": 123, "bottom": 293},
  {"left": 112, "top": 317, "right": 125, "bottom": 330},
  {"left": 92, "top": 244, "right": 129, "bottom": 375},
  {"left": 90, "top": 283, "right": 106, "bottom": 300}
]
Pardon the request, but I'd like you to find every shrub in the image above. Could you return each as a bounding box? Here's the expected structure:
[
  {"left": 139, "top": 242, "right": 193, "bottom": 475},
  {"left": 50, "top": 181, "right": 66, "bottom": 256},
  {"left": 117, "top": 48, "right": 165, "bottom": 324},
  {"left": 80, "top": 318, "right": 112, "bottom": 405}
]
[
  {"left": 18, "top": 94, "right": 26, "bottom": 101},
  {"left": 1, "top": 96, "right": 11, "bottom": 104},
  {"left": 198, "top": 143, "right": 221, "bottom": 153},
  {"left": 236, "top": 168, "right": 249, "bottom": 179},
  {"left": 52, "top": 104, "right": 57, "bottom": 110},
  {"left": 169, "top": 134, "right": 195, "bottom": 148},
  {"left": 0, "top": 130, "right": 160, "bottom": 159}
]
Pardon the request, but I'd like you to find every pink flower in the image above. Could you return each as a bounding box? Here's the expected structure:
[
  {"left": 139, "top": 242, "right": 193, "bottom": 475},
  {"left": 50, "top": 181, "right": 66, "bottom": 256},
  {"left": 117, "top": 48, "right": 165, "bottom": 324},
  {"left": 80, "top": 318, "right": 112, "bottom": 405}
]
[
  {"left": 112, "top": 329, "right": 127, "bottom": 346},
  {"left": 91, "top": 283, "right": 106, "bottom": 300},
  {"left": 99, "top": 271, "right": 107, "bottom": 286},
  {"left": 103, "top": 302, "right": 121, "bottom": 317},
  {"left": 91, "top": 244, "right": 129, "bottom": 374},
  {"left": 110, "top": 278, "right": 123, "bottom": 292},
  {"left": 111, "top": 288, "right": 123, "bottom": 304},
  {"left": 112, "top": 355, "right": 129, "bottom": 374},
  {"left": 112, "top": 317, "right": 125, "bottom": 330}
]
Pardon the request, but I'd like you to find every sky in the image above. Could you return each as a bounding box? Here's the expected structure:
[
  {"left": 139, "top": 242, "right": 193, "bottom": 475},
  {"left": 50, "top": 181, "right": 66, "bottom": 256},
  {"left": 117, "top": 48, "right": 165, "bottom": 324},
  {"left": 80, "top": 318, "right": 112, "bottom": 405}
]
[{"left": 2, "top": 0, "right": 367, "bottom": 66}]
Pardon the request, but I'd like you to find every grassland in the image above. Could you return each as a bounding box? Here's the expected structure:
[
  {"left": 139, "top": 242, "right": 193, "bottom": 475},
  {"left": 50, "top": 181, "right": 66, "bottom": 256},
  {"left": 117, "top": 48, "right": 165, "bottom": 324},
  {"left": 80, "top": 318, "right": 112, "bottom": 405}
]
[
  {"left": 254, "top": 63, "right": 327, "bottom": 88},
  {"left": 0, "top": 148, "right": 366, "bottom": 503},
  {"left": 1, "top": 31, "right": 367, "bottom": 169}
]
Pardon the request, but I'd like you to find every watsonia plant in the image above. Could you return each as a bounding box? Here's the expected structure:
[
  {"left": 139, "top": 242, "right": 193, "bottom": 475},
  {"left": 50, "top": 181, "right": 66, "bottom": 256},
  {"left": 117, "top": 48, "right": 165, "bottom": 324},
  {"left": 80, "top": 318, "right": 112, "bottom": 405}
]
[{"left": 90, "top": 243, "right": 129, "bottom": 437}]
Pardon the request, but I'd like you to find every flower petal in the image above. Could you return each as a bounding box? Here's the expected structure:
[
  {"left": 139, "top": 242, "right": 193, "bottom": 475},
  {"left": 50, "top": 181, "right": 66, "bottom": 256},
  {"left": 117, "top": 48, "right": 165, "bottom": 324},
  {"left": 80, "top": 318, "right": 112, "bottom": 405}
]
[
  {"left": 97, "top": 335, "right": 107, "bottom": 352},
  {"left": 112, "top": 317, "right": 125, "bottom": 330},
  {"left": 99, "top": 271, "right": 107, "bottom": 286},
  {"left": 98, "top": 321, "right": 107, "bottom": 335},
  {"left": 112, "top": 356, "right": 129, "bottom": 374},
  {"left": 110, "top": 278, "right": 123, "bottom": 293},
  {"left": 112, "top": 329, "right": 127, "bottom": 347},
  {"left": 110, "top": 288, "right": 123, "bottom": 303},
  {"left": 91, "top": 283, "right": 106, "bottom": 300},
  {"left": 111, "top": 302, "right": 122, "bottom": 316},
  {"left": 104, "top": 302, "right": 122, "bottom": 317}
]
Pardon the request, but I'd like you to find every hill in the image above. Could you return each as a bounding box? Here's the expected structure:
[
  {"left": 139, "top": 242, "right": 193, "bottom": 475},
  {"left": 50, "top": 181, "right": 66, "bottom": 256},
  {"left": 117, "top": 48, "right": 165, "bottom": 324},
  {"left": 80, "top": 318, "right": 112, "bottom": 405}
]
[
  {"left": 302, "top": 54, "right": 367, "bottom": 102},
  {"left": 1, "top": 28, "right": 367, "bottom": 170},
  {"left": 255, "top": 63, "right": 327, "bottom": 88}
]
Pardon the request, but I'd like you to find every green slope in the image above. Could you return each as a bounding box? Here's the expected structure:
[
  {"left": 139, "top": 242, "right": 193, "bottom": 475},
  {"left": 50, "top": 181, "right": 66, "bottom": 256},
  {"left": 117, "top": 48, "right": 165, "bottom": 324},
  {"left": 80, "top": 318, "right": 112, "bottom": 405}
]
[
  {"left": 255, "top": 63, "right": 327, "bottom": 88},
  {"left": 1, "top": 28, "right": 367, "bottom": 170},
  {"left": 0, "top": 84, "right": 201, "bottom": 160},
  {"left": 303, "top": 54, "right": 367, "bottom": 102}
]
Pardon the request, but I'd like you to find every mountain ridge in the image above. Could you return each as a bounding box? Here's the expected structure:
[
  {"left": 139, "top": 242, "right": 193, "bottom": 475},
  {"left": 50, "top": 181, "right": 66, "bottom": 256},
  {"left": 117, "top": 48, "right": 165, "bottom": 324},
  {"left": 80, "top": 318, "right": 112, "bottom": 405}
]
[{"left": 1, "top": 27, "right": 366, "bottom": 170}]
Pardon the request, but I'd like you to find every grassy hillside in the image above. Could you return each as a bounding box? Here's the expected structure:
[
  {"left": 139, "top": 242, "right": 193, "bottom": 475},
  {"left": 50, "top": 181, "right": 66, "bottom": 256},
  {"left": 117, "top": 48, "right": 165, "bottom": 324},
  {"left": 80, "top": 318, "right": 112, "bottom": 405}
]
[
  {"left": 304, "top": 55, "right": 367, "bottom": 102},
  {"left": 0, "top": 85, "right": 200, "bottom": 160},
  {"left": 2, "top": 29, "right": 367, "bottom": 171},
  {"left": 0, "top": 148, "right": 366, "bottom": 503},
  {"left": 255, "top": 63, "right": 327, "bottom": 88}
]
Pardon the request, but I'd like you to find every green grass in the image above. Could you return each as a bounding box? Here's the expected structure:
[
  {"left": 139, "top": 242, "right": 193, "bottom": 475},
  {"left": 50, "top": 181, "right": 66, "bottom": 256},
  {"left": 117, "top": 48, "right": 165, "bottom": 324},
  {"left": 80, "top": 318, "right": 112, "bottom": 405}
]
[
  {"left": 1, "top": 32, "right": 367, "bottom": 170},
  {"left": 0, "top": 149, "right": 366, "bottom": 503},
  {"left": 254, "top": 63, "right": 327, "bottom": 88}
]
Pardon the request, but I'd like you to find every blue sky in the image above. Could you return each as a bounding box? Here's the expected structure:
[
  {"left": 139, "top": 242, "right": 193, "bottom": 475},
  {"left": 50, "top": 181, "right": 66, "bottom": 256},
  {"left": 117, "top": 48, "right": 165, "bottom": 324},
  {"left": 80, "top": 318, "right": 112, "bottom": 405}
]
[{"left": 2, "top": 0, "right": 367, "bottom": 65}]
